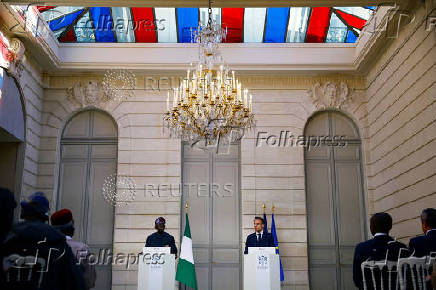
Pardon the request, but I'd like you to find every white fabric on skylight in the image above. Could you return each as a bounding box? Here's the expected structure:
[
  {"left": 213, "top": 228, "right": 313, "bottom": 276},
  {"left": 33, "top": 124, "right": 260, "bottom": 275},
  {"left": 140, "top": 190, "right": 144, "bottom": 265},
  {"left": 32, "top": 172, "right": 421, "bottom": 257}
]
[
  {"left": 244, "top": 8, "right": 266, "bottom": 43},
  {"left": 286, "top": 7, "right": 311, "bottom": 43},
  {"left": 334, "top": 7, "right": 372, "bottom": 20},
  {"left": 41, "top": 6, "right": 84, "bottom": 22},
  {"left": 199, "top": 8, "right": 221, "bottom": 26},
  {"left": 155, "top": 8, "right": 177, "bottom": 43}
]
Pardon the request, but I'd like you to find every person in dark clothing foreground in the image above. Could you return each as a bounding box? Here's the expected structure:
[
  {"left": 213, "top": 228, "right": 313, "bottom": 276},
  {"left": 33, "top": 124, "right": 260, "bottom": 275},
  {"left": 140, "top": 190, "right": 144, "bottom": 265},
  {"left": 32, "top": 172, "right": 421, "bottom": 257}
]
[
  {"left": 352, "top": 212, "right": 409, "bottom": 290},
  {"left": 51, "top": 208, "right": 96, "bottom": 290},
  {"left": 0, "top": 188, "right": 17, "bottom": 288},
  {"left": 145, "top": 217, "right": 178, "bottom": 257},
  {"left": 2, "top": 192, "right": 85, "bottom": 290},
  {"left": 0, "top": 188, "right": 16, "bottom": 244},
  {"left": 409, "top": 208, "right": 436, "bottom": 257}
]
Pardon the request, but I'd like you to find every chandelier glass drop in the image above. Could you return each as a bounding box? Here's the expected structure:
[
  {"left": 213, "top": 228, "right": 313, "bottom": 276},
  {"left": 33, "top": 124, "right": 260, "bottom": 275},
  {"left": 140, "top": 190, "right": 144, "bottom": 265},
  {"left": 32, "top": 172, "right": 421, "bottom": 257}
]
[{"left": 163, "top": 4, "right": 255, "bottom": 149}]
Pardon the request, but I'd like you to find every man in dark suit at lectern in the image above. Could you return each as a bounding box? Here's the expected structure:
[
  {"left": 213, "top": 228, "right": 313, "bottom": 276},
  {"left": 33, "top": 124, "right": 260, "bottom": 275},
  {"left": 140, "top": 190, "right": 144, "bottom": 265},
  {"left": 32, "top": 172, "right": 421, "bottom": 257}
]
[{"left": 244, "top": 216, "right": 275, "bottom": 254}]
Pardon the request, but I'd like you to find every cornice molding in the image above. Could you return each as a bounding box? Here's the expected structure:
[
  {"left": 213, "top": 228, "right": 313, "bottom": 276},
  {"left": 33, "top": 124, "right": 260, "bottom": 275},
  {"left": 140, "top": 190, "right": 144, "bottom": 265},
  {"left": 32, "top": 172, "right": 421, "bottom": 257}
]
[{"left": 48, "top": 74, "right": 367, "bottom": 90}]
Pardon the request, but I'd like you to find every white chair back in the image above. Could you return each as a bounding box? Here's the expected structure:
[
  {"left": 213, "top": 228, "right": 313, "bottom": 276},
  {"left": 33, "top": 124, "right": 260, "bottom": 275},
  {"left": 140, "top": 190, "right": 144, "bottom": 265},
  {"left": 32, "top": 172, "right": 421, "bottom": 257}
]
[
  {"left": 361, "top": 260, "right": 398, "bottom": 290},
  {"left": 397, "top": 256, "right": 433, "bottom": 290}
]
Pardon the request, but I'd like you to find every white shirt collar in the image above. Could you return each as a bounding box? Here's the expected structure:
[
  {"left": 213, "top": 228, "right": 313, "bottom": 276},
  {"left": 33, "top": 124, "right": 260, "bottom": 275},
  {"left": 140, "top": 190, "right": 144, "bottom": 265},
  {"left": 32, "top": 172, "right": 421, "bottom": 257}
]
[
  {"left": 426, "top": 229, "right": 436, "bottom": 235},
  {"left": 66, "top": 235, "right": 72, "bottom": 240},
  {"left": 374, "top": 233, "right": 388, "bottom": 237}
]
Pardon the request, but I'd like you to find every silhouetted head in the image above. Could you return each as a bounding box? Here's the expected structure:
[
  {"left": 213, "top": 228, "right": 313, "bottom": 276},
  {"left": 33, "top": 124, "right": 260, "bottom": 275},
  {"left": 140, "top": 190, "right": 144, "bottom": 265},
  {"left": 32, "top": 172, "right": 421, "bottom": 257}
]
[
  {"left": 421, "top": 208, "right": 436, "bottom": 233},
  {"left": 370, "top": 212, "right": 392, "bottom": 236},
  {"left": 20, "top": 192, "right": 50, "bottom": 222},
  {"left": 155, "top": 217, "right": 166, "bottom": 233},
  {"left": 50, "top": 208, "right": 75, "bottom": 237}
]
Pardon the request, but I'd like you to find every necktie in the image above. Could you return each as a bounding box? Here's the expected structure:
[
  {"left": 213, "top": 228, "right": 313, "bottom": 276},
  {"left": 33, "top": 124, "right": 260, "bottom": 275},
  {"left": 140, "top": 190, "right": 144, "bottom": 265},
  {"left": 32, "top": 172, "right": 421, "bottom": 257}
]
[{"left": 257, "top": 233, "right": 260, "bottom": 242}]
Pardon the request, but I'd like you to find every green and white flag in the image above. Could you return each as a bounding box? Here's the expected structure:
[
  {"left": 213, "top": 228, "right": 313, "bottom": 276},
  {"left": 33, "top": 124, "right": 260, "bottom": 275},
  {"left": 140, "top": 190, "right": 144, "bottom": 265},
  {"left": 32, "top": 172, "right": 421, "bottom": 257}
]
[{"left": 176, "top": 213, "right": 198, "bottom": 289}]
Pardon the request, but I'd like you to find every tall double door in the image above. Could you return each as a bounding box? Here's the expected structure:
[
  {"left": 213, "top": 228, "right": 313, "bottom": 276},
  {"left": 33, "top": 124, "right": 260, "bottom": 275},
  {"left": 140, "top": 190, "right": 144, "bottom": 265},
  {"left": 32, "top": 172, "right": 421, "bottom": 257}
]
[
  {"left": 305, "top": 111, "right": 367, "bottom": 290},
  {"left": 57, "top": 110, "right": 117, "bottom": 290},
  {"left": 182, "top": 144, "right": 241, "bottom": 290}
]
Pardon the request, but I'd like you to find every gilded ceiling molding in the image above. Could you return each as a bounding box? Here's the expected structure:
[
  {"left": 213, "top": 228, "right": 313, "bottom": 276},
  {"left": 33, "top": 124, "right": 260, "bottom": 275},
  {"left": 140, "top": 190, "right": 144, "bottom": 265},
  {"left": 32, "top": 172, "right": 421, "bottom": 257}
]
[{"left": 307, "top": 82, "right": 352, "bottom": 110}]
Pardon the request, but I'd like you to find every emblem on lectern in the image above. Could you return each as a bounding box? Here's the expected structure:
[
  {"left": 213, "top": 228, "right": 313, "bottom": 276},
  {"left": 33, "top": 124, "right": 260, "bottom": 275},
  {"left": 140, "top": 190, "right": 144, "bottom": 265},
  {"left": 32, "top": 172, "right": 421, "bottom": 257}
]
[{"left": 257, "top": 255, "right": 268, "bottom": 270}]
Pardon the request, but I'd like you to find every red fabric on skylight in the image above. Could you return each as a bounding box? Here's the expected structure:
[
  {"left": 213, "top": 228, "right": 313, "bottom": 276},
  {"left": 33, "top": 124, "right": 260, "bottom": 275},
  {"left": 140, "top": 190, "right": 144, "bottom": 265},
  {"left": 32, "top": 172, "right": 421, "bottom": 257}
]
[
  {"left": 335, "top": 9, "right": 367, "bottom": 30},
  {"left": 222, "top": 8, "right": 244, "bottom": 43},
  {"left": 37, "top": 6, "right": 55, "bottom": 12},
  {"left": 59, "top": 29, "right": 76, "bottom": 42},
  {"left": 131, "top": 7, "right": 157, "bottom": 43},
  {"left": 306, "top": 7, "right": 332, "bottom": 43}
]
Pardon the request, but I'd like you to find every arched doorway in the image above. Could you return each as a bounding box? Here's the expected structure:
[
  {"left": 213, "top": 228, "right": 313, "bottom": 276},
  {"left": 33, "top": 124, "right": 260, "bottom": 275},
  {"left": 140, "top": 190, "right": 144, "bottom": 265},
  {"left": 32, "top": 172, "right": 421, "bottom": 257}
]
[
  {"left": 304, "top": 111, "right": 366, "bottom": 290},
  {"left": 57, "top": 109, "right": 117, "bottom": 290},
  {"left": 0, "top": 68, "right": 25, "bottom": 206}
]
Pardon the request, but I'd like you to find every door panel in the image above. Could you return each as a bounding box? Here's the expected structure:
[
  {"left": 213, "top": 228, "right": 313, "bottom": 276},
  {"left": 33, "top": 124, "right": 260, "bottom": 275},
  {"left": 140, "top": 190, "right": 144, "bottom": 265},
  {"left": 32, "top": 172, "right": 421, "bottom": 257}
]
[
  {"left": 182, "top": 144, "right": 240, "bottom": 290},
  {"left": 87, "top": 160, "right": 115, "bottom": 245},
  {"left": 183, "top": 160, "right": 210, "bottom": 245},
  {"left": 58, "top": 161, "right": 88, "bottom": 241},
  {"left": 336, "top": 162, "right": 364, "bottom": 245},
  {"left": 306, "top": 162, "right": 335, "bottom": 246}
]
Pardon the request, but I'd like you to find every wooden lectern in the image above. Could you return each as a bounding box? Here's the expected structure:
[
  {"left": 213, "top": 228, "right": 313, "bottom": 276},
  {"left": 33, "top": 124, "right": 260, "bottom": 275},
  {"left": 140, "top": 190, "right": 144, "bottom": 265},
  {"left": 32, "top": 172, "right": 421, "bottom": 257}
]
[{"left": 244, "top": 247, "right": 281, "bottom": 290}]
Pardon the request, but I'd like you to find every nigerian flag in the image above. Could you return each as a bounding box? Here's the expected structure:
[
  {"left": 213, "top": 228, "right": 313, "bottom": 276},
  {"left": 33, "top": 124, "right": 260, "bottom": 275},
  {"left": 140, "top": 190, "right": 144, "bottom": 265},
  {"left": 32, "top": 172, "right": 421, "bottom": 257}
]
[{"left": 176, "top": 213, "right": 198, "bottom": 289}]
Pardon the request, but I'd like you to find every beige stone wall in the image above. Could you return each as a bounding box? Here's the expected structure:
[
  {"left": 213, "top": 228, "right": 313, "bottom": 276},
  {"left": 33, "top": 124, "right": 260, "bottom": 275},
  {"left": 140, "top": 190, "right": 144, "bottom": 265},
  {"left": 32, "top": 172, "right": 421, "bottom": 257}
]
[
  {"left": 14, "top": 56, "right": 45, "bottom": 199},
  {"left": 364, "top": 3, "right": 436, "bottom": 243}
]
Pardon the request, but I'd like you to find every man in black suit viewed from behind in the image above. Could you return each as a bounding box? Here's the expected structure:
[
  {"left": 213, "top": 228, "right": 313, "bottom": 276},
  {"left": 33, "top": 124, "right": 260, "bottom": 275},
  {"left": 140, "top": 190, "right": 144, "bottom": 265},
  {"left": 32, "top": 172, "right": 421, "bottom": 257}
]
[
  {"left": 409, "top": 208, "right": 436, "bottom": 257},
  {"left": 352, "top": 212, "right": 409, "bottom": 290},
  {"left": 244, "top": 216, "right": 275, "bottom": 254}
]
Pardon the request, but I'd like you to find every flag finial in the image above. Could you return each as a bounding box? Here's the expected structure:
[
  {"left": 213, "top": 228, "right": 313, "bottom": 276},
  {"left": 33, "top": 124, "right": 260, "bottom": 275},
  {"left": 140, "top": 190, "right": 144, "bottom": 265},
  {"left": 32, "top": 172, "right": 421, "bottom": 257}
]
[
  {"left": 185, "top": 202, "right": 189, "bottom": 212},
  {"left": 272, "top": 204, "right": 275, "bottom": 213},
  {"left": 262, "top": 203, "right": 266, "bottom": 213}
]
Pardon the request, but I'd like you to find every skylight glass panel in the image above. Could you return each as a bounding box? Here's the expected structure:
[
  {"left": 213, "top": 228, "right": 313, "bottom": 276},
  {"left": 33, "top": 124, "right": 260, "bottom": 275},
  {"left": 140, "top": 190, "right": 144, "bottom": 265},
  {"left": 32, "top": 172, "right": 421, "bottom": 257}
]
[
  {"left": 74, "top": 11, "right": 95, "bottom": 42},
  {"left": 326, "top": 12, "right": 347, "bottom": 43},
  {"left": 264, "top": 8, "right": 290, "bottom": 43},
  {"left": 36, "top": 6, "right": 374, "bottom": 44},
  {"left": 111, "top": 7, "right": 136, "bottom": 42}
]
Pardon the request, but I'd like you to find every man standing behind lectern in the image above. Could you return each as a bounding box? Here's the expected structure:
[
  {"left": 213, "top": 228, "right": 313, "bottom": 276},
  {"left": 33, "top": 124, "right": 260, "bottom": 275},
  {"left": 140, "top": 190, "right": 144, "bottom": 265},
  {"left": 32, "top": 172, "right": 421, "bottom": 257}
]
[
  {"left": 145, "top": 217, "right": 178, "bottom": 257},
  {"left": 244, "top": 217, "right": 275, "bottom": 254}
]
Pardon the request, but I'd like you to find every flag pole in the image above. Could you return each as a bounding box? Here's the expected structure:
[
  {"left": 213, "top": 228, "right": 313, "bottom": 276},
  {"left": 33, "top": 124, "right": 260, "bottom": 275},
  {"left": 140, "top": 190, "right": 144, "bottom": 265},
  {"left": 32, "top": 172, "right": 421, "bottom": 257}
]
[
  {"left": 271, "top": 203, "right": 275, "bottom": 214},
  {"left": 185, "top": 202, "right": 189, "bottom": 213},
  {"left": 262, "top": 203, "right": 266, "bottom": 214}
]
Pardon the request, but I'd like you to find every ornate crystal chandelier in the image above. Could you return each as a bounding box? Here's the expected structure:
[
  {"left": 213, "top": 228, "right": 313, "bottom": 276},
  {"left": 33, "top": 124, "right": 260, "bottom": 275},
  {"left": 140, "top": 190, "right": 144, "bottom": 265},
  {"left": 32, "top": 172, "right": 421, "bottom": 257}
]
[{"left": 163, "top": 2, "right": 255, "bottom": 149}]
